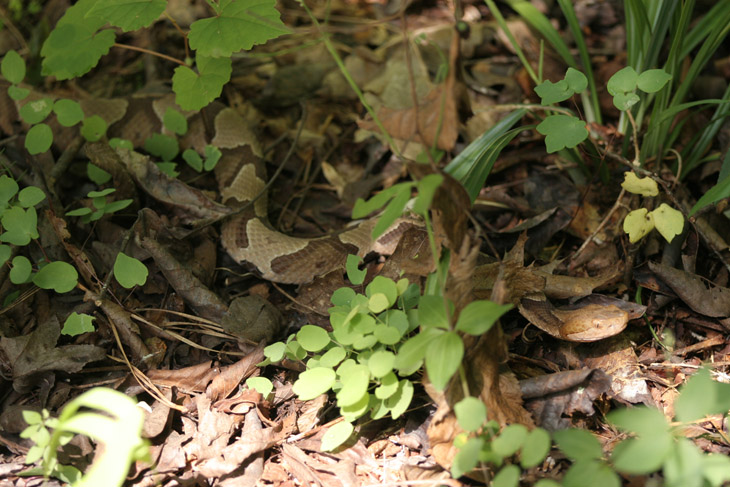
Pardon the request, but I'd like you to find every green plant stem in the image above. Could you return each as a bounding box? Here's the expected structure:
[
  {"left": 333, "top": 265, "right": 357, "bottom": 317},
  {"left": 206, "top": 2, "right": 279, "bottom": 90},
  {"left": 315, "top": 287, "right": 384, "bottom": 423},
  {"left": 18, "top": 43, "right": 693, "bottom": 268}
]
[
  {"left": 484, "top": 0, "right": 539, "bottom": 84},
  {"left": 625, "top": 108, "right": 641, "bottom": 166},
  {"left": 299, "top": 2, "right": 401, "bottom": 157},
  {"left": 113, "top": 43, "right": 186, "bottom": 67}
]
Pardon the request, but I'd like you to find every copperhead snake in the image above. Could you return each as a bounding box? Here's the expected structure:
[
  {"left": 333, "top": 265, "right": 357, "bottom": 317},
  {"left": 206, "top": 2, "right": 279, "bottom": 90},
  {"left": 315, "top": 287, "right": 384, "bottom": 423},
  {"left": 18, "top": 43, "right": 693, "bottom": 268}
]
[{"left": 1, "top": 86, "right": 631, "bottom": 342}]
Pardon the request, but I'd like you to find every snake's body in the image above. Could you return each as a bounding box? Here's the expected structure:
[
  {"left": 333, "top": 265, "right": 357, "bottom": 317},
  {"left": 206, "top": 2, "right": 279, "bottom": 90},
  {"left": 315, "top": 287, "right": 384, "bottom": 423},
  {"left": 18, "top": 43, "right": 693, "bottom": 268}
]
[{"left": 1, "top": 86, "right": 631, "bottom": 341}]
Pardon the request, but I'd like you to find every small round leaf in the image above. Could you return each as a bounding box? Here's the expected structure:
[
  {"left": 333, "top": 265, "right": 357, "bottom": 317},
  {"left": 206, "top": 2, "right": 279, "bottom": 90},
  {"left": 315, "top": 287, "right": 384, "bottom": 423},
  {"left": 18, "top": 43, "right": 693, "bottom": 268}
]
[
  {"left": 25, "top": 123, "right": 53, "bottom": 154},
  {"left": 296, "top": 325, "right": 331, "bottom": 352},
  {"left": 293, "top": 367, "right": 336, "bottom": 400},
  {"left": 2, "top": 50, "right": 26, "bottom": 84},
  {"left": 33, "top": 261, "right": 78, "bottom": 293},
  {"left": 53, "top": 99, "right": 84, "bottom": 127},
  {"left": 113, "top": 252, "right": 148, "bottom": 289},
  {"left": 321, "top": 421, "right": 354, "bottom": 452}
]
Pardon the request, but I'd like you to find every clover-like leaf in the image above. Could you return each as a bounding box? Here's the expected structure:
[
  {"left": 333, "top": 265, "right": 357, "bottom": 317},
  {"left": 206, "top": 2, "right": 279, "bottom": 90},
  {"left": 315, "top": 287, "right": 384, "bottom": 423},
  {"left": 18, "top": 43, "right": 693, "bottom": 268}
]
[
  {"left": 321, "top": 421, "right": 353, "bottom": 452},
  {"left": 188, "top": 0, "right": 288, "bottom": 58},
  {"left": 18, "top": 186, "right": 46, "bottom": 208},
  {"left": 81, "top": 115, "right": 108, "bottom": 142},
  {"left": 296, "top": 324, "right": 330, "bottom": 352},
  {"left": 293, "top": 367, "right": 336, "bottom": 400},
  {"left": 246, "top": 376, "right": 273, "bottom": 397},
  {"left": 0, "top": 175, "right": 19, "bottom": 206},
  {"left": 10, "top": 255, "right": 32, "bottom": 284},
  {"left": 651, "top": 203, "right": 684, "bottom": 243},
  {"left": 621, "top": 172, "right": 658, "bottom": 196},
  {"left": 87, "top": 0, "right": 167, "bottom": 32},
  {"left": 53, "top": 99, "right": 85, "bottom": 127},
  {"left": 2, "top": 50, "right": 26, "bottom": 84},
  {"left": 25, "top": 123, "right": 54, "bottom": 155},
  {"left": 182, "top": 149, "right": 203, "bottom": 172},
  {"left": 33, "top": 261, "right": 79, "bottom": 293},
  {"left": 163, "top": 107, "right": 188, "bottom": 135},
  {"left": 62, "top": 312, "right": 96, "bottom": 336},
  {"left": 637, "top": 69, "right": 672, "bottom": 93},
  {"left": 536, "top": 115, "right": 588, "bottom": 153},
  {"left": 613, "top": 92, "right": 640, "bottom": 111},
  {"left": 564, "top": 67, "right": 588, "bottom": 93},
  {"left": 19, "top": 97, "right": 53, "bottom": 124},
  {"left": 607, "top": 66, "right": 638, "bottom": 96},
  {"left": 454, "top": 396, "right": 487, "bottom": 432},
  {"left": 144, "top": 133, "right": 179, "bottom": 161},
  {"left": 535, "top": 79, "right": 571, "bottom": 105},
  {"left": 1, "top": 206, "right": 38, "bottom": 245},
  {"left": 623, "top": 208, "right": 654, "bottom": 243},
  {"left": 113, "top": 252, "right": 148, "bottom": 288},
  {"left": 172, "top": 56, "right": 232, "bottom": 111},
  {"left": 336, "top": 363, "right": 370, "bottom": 407}
]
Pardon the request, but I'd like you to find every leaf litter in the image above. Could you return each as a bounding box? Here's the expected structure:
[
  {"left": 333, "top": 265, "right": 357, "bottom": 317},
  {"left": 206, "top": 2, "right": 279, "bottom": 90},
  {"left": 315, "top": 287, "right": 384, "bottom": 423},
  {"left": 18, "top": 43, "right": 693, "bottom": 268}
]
[{"left": 1, "top": 1, "right": 730, "bottom": 486}]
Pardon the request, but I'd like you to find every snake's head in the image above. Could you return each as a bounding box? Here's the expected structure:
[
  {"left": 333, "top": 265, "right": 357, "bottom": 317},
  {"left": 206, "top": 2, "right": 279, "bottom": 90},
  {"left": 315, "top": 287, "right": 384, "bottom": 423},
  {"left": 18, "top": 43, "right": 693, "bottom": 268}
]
[{"left": 559, "top": 304, "right": 629, "bottom": 342}]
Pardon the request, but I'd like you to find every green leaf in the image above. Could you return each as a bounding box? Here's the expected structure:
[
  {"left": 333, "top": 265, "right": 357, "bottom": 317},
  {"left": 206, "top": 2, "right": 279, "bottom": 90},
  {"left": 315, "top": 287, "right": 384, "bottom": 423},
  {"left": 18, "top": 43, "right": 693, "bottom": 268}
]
[
  {"left": 562, "top": 460, "right": 620, "bottom": 487},
  {"left": 182, "top": 149, "right": 203, "bottom": 171},
  {"left": 10, "top": 255, "right": 32, "bottom": 284},
  {"left": 553, "top": 429, "right": 603, "bottom": 462},
  {"left": 331, "top": 286, "right": 356, "bottom": 307},
  {"left": 41, "top": 22, "right": 115, "bottom": 80},
  {"left": 156, "top": 162, "right": 179, "bottom": 178},
  {"left": 321, "top": 420, "right": 354, "bottom": 452},
  {"left": 621, "top": 172, "right": 659, "bottom": 196},
  {"left": 536, "top": 115, "right": 588, "bottom": 153},
  {"left": 674, "top": 367, "right": 730, "bottom": 423},
  {"left": 636, "top": 69, "right": 672, "bottom": 93},
  {"left": 0, "top": 175, "right": 19, "bottom": 206},
  {"left": 2, "top": 50, "right": 26, "bottom": 84},
  {"left": 351, "top": 183, "right": 406, "bottom": 218},
  {"left": 17, "top": 187, "right": 45, "bottom": 208},
  {"left": 454, "top": 397, "right": 487, "bottom": 432},
  {"left": 535, "top": 79, "right": 572, "bottom": 105},
  {"left": 492, "top": 424, "right": 528, "bottom": 457},
  {"left": 345, "top": 254, "right": 366, "bottom": 285},
  {"left": 0, "top": 245, "right": 10, "bottom": 266},
  {"left": 62, "top": 312, "right": 96, "bottom": 336},
  {"left": 203, "top": 145, "right": 221, "bottom": 171},
  {"left": 53, "top": 99, "right": 85, "bottom": 127},
  {"left": 340, "top": 391, "right": 370, "bottom": 422},
  {"left": 455, "top": 300, "right": 512, "bottom": 335},
  {"left": 7, "top": 85, "right": 30, "bottom": 101},
  {"left": 394, "top": 326, "right": 442, "bottom": 376},
  {"left": 702, "top": 453, "right": 730, "bottom": 487},
  {"left": 651, "top": 203, "right": 684, "bottom": 243},
  {"left": 520, "top": 428, "right": 551, "bottom": 468},
  {"left": 612, "top": 92, "right": 640, "bottom": 111},
  {"left": 172, "top": 56, "right": 232, "bottom": 111},
  {"left": 451, "top": 436, "right": 484, "bottom": 479},
  {"left": 690, "top": 173, "right": 730, "bottom": 216},
  {"left": 25, "top": 123, "right": 53, "bottom": 154},
  {"left": 163, "top": 107, "right": 188, "bottom": 135},
  {"left": 19, "top": 98, "right": 53, "bottom": 124},
  {"left": 366, "top": 276, "right": 398, "bottom": 308},
  {"left": 385, "top": 379, "right": 413, "bottom": 419},
  {"left": 144, "top": 133, "right": 179, "bottom": 161},
  {"left": 371, "top": 185, "right": 411, "bottom": 240},
  {"left": 368, "top": 294, "right": 389, "bottom": 313},
  {"left": 336, "top": 363, "right": 370, "bottom": 407},
  {"left": 33, "top": 261, "right": 78, "bottom": 293},
  {"left": 418, "top": 294, "right": 450, "bottom": 329},
  {"left": 245, "top": 376, "right": 273, "bottom": 397},
  {"left": 80, "top": 115, "right": 108, "bottom": 142},
  {"left": 319, "top": 346, "right": 347, "bottom": 368},
  {"left": 425, "top": 331, "right": 463, "bottom": 391},
  {"left": 412, "top": 173, "right": 443, "bottom": 215},
  {"left": 623, "top": 208, "right": 654, "bottom": 243},
  {"left": 296, "top": 325, "right": 331, "bottom": 352},
  {"left": 606, "top": 66, "right": 638, "bottom": 95},
  {"left": 374, "top": 371, "right": 398, "bottom": 399},
  {"left": 367, "top": 350, "right": 395, "bottom": 378},
  {"left": 113, "top": 252, "right": 148, "bottom": 288},
  {"left": 663, "top": 437, "right": 703, "bottom": 487},
  {"left": 188, "top": 0, "right": 288, "bottom": 58},
  {"left": 292, "top": 367, "right": 336, "bottom": 400},
  {"left": 492, "top": 464, "right": 520, "bottom": 487},
  {"left": 87, "top": 163, "right": 112, "bottom": 185},
  {"left": 109, "top": 138, "right": 133, "bottom": 150},
  {"left": 564, "top": 67, "right": 588, "bottom": 93},
  {"left": 263, "top": 341, "right": 286, "bottom": 362},
  {"left": 87, "top": 0, "right": 167, "bottom": 31},
  {"left": 610, "top": 435, "right": 673, "bottom": 475},
  {"left": 373, "top": 324, "right": 401, "bottom": 345},
  {"left": 608, "top": 406, "right": 670, "bottom": 437},
  {"left": 1, "top": 206, "right": 38, "bottom": 245}
]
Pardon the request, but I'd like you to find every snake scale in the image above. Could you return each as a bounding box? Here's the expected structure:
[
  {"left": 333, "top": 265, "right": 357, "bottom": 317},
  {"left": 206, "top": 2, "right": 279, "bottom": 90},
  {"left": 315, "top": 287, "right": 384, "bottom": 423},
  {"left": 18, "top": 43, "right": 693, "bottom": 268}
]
[{"left": 1, "top": 86, "right": 631, "bottom": 342}]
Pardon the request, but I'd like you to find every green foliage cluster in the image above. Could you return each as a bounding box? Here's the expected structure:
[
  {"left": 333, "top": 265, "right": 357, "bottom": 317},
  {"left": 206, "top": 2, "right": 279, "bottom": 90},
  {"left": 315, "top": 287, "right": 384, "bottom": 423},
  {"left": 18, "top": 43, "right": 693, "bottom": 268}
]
[
  {"left": 449, "top": 368, "right": 730, "bottom": 487},
  {"left": 20, "top": 388, "right": 149, "bottom": 487},
  {"left": 257, "top": 268, "right": 513, "bottom": 451}
]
